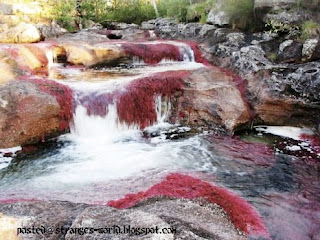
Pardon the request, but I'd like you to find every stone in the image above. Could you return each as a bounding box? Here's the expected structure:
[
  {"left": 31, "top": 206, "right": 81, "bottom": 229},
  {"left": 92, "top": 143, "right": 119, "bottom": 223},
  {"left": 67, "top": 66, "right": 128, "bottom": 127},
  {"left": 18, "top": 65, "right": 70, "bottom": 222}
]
[
  {"left": 0, "top": 201, "right": 88, "bottom": 240},
  {"left": 311, "top": 38, "right": 320, "bottom": 61},
  {"left": 254, "top": 0, "right": 296, "bottom": 10},
  {"left": 141, "top": 20, "right": 156, "bottom": 30},
  {"left": 278, "top": 40, "right": 302, "bottom": 63},
  {"left": 199, "top": 24, "right": 217, "bottom": 38},
  {"left": 178, "top": 67, "right": 252, "bottom": 131},
  {"left": 63, "top": 43, "right": 126, "bottom": 67},
  {"left": 177, "top": 23, "right": 203, "bottom": 37},
  {"left": 0, "top": 23, "right": 41, "bottom": 43},
  {"left": 302, "top": 38, "right": 318, "bottom": 61},
  {"left": 207, "top": 8, "right": 230, "bottom": 26},
  {"left": 0, "top": 3, "right": 13, "bottom": 15},
  {"left": 36, "top": 21, "right": 67, "bottom": 40},
  {"left": 0, "top": 81, "right": 70, "bottom": 148}
]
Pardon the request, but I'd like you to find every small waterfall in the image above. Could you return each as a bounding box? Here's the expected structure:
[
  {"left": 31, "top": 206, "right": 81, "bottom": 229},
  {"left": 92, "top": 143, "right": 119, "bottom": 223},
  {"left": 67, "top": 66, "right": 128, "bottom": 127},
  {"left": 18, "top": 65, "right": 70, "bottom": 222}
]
[
  {"left": 155, "top": 95, "right": 172, "bottom": 124},
  {"left": 45, "top": 48, "right": 58, "bottom": 78},
  {"left": 180, "top": 44, "right": 195, "bottom": 62},
  {"left": 70, "top": 104, "right": 140, "bottom": 144}
]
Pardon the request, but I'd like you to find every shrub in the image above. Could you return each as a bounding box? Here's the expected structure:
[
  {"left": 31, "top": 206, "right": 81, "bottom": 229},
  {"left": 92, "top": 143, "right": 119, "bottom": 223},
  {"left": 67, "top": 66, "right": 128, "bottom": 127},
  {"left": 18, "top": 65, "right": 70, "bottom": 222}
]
[
  {"left": 186, "top": 1, "right": 215, "bottom": 23},
  {"left": 158, "top": 0, "right": 190, "bottom": 22},
  {"left": 221, "top": 0, "right": 254, "bottom": 29},
  {"left": 301, "top": 20, "right": 320, "bottom": 39}
]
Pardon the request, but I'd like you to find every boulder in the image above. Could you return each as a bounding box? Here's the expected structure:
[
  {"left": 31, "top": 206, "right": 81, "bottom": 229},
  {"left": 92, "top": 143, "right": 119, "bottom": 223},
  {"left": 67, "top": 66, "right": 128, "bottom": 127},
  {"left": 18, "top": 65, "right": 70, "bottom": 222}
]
[
  {"left": 0, "top": 61, "right": 15, "bottom": 85},
  {"left": 36, "top": 21, "right": 67, "bottom": 40},
  {"left": 0, "top": 23, "right": 41, "bottom": 43},
  {"left": 63, "top": 43, "right": 126, "bottom": 67},
  {"left": 254, "top": 0, "right": 296, "bottom": 10},
  {"left": 0, "top": 198, "right": 247, "bottom": 240},
  {"left": 199, "top": 24, "right": 217, "bottom": 38},
  {"left": 0, "top": 80, "right": 72, "bottom": 148},
  {"left": 302, "top": 38, "right": 318, "bottom": 61},
  {"left": 311, "top": 38, "right": 320, "bottom": 61},
  {"left": 177, "top": 23, "right": 203, "bottom": 38},
  {"left": 278, "top": 40, "right": 302, "bottom": 63},
  {"left": 207, "top": 8, "right": 230, "bottom": 26},
  {"left": 0, "top": 3, "right": 13, "bottom": 15},
  {"left": 178, "top": 67, "right": 252, "bottom": 131},
  {"left": 0, "top": 201, "right": 88, "bottom": 240}
]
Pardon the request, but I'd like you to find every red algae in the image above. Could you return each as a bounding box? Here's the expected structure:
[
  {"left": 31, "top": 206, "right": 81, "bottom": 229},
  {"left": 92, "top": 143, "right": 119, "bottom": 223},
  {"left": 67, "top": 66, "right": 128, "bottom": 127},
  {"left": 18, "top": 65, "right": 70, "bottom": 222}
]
[
  {"left": 120, "top": 43, "right": 183, "bottom": 64},
  {"left": 117, "top": 71, "right": 190, "bottom": 128},
  {"left": 108, "top": 173, "right": 269, "bottom": 238},
  {"left": 18, "top": 76, "right": 74, "bottom": 132},
  {"left": 209, "top": 135, "right": 276, "bottom": 167}
]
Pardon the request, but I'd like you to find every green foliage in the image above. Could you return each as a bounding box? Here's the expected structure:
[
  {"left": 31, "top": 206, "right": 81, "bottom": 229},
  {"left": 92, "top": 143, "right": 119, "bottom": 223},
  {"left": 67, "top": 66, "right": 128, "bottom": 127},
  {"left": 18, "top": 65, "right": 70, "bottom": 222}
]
[
  {"left": 186, "top": 1, "right": 214, "bottom": 23},
  {"left": 296, "top": 0, "right": 320, "bottom": 11},
  {"left": 300, "top": 20, "right": 320, "bottom": 39},
  {"left": 158, "top": 0, "right": 190, "bottom": 22},
  {"left": 220, "top": 0, "right": 254, "bottom": 29},
  {"left": 265, "top": 19, "right": 300, "bottom": 37},
  {"left": 48, "top": 0, "right": 76, "bottom": 31},
  {"left": 106, "top": 0, "right": 156, "bottom": 24}
]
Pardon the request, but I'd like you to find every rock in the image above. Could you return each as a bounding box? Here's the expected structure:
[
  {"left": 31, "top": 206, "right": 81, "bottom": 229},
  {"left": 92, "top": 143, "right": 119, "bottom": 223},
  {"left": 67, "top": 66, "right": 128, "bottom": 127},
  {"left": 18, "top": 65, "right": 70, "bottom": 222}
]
[
  {"left": 311, "top": 38, "right": 320, "bottom": 61},
  {"left": 36, "top": 21, "right": 67, "bottom": 40},
  {"left": 285, "top": 62, "right": 320, "bottom": 102},
  {"left": 0, "top": 23, "right": 41, "bottom": 43},
  {"left": 154, "top": 18, "right": 178, "bottom": 38},
  {"left": 178, "top": 67, "right": 252, "bottom": 131},
  {"left": 0, "top": 23, "right": 9, "bottom": 32},
  {"left": 134, "top": 198, "right": 247, "bottom": 240},
  {"left": 254, "top": 0, "right": 296, "bottom": 10},
  {"left": 0, "top": 61, "right": 15, "bottom": 85},
  {"left": 0, "top": 3, "right": 13, "bottom": 15},
  {"left": 207, "top": 8, "right": 230, "bottom": 26},
  {"left": 278, "top": 40, "right": 302, "bottom": 63},
  {"left": 63, "top": 43, "right": 126, "bottom": 67},
  {"left": 199, "top": 24, "right": 217, "bottom": 38},
  {"left": 231, "top": 45, "right": 274, "bottom": 73},
  {"left": 141, "top": 20, "right": 156, "bottom": 30},
  {"left": 0, "top": 80, "right": 72, "bottom": 148},
  {"left": 66, "top": 205, "right": 172, "bottom": 240},
  {"left": 0, "top": 201, "right": 88, "bottom": 240},
  {"left": 302, "top": 38, "right": 318, "bottom": 61},
  {"left": 177, "top": 23, "right": 202, "bottom": 38},
  {"left": 0, "top": 198, "right": 247, "bottom": 240},
  {"left": 263, "top": 11, "right": 302, "bottom": 24}
]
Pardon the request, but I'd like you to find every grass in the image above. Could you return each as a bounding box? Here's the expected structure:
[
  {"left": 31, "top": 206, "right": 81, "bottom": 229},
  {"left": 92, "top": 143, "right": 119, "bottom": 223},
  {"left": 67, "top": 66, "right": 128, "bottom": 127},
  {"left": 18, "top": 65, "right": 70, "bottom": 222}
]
[{"left": 300, "top": 20, "right": 320, "bottom": 40}]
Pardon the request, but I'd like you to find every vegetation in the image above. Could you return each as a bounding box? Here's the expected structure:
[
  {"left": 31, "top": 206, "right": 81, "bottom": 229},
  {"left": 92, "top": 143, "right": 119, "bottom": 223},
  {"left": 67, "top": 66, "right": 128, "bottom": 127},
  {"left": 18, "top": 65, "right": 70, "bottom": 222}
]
[
  {"left": 300, "top": 20, "right": 320, "bottom": 40},
  {"left": 220, "top": 0, "right": 254, "bottom": 29}
]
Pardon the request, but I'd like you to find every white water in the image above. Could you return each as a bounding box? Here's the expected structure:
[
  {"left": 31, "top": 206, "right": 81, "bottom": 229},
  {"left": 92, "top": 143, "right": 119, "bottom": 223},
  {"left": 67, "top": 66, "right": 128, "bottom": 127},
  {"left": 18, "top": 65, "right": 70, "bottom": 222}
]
[{"left": 255, "top": 126, "right": 314, "bottom": 140}]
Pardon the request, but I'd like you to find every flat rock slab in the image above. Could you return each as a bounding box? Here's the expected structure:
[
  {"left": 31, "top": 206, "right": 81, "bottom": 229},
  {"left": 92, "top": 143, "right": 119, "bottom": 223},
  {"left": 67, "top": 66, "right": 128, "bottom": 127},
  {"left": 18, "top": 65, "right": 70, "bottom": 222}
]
[{"left": 0, "top": 198, "right": 246, "bottom": 240}]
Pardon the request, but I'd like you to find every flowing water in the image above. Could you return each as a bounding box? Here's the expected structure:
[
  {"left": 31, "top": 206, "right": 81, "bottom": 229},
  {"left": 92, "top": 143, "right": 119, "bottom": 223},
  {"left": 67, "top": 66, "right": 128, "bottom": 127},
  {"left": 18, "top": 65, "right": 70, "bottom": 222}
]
[{"left": 0, "top": 42, "right": 319, "bottom": 240}]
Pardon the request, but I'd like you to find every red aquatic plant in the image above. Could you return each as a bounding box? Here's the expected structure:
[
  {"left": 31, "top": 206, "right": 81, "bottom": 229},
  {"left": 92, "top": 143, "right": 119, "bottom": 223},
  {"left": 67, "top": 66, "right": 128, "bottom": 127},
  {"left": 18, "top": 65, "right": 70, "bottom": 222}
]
[
  {"left": 121, "top": 43, "right": 183, "bottom": 64},
  {"left": 18, "top": 76, "right": 74, "bottom": 132},
  {"left": 117, "top": 71, "right": 190, "bottom": 129},
  {"left": 108, "top": 173, "right": 269, "bottom": 238}
]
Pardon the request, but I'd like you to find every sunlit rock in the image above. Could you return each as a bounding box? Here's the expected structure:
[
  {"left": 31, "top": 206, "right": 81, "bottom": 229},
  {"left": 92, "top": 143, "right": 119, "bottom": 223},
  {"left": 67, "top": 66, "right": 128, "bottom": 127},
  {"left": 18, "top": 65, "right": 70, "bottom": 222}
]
[
  {"left": 0, "top": 23, "right": 41, "bottom": 43},
  {"left": 0, "top": 80, "right": 73, "bottom": 148}
]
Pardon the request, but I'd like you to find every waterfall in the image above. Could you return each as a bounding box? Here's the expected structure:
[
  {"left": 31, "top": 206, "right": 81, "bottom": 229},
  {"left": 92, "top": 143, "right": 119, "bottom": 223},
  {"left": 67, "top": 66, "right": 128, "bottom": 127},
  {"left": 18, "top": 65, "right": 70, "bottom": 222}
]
[
  {"left": 45, "top": 48, "right": 58, "bottom": 79},
  {"left": 69, "top": 104, "right": 140, "bottom": 144},
  {"left": 155, "top": 95, "right": 172, "bottom": 124}
]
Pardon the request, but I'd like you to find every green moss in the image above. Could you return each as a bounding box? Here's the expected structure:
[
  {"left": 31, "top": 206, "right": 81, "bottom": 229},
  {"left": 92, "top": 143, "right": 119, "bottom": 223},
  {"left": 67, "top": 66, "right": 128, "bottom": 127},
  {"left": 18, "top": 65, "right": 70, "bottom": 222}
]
[{"left": 300, "top": 20, "right": 320, "bottom": 40}]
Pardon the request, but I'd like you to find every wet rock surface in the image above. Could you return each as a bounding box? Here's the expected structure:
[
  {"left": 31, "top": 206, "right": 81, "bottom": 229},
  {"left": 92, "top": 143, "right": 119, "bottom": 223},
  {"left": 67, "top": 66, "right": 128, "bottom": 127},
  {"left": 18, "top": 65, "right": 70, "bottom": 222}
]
[{"left": 0, "top": 198, "right": 247, "bottom": 240}]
